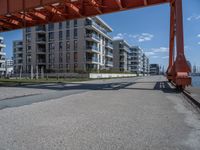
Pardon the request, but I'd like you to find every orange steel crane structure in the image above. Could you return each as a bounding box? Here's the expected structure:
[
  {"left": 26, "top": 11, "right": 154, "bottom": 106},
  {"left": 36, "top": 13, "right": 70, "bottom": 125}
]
[{"left": 0, "top": 0, "right": 191, "bottom": 89}]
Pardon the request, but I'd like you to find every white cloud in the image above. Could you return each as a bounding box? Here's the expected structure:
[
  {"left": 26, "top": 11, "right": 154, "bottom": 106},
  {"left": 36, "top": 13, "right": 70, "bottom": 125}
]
[
  {"left": 113, "top": 33, "right": 127, "bottom": 40},
  {"left": 151, "top": 47, "right": 168, "bottom": 53},
  {"left": 152, "top": 56, "right": 159, "bottom": 58},
  {"left": 145, "top": 47, "right": 168, "bottom": 59},
  {"left": 113, "top": 32, "right": 154, "bottom": 42},
  {"left": 197, "top": 34, "right": 200, "bottom": 38},
  {"left": 145, "top": 52, "right": 155, "bottom": 56},
  {"left": 187, "top": 14, "right": 200, "bottom": 21},
  {"left": 198, "top": 42, "right": 200, "bottom": 45},
  {"left": 134, "top": 33, "right": 154, "bottom": 42}
]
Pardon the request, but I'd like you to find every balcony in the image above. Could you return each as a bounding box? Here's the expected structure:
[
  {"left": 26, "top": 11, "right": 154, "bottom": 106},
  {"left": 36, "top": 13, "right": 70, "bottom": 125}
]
[
  {"left": 86, "top": 45, "right": 100, "bottom": 53},
  {"left": 0, "top": 67, "right": 5, "bottom": 72},
  {"left": 87, "top": 57, "right": 99, "bottom": 64},
  {"left": 106, "top": 61, "right": 113, "bottom": 66},
  {"left": 0, "top": 59, "right": 5, "bottom": 63},
  {"left": 85, "top": 20, "right": 107, "bottom": 33},
  {"left": 37, "top": 59, "right": 46, "bottom": 64},
  {"left": 105, "top": 43, "right": 113, "bottom": 49},
  {"left": 36, "top": 26, "right": 46, "bottom": 33},
  {"left": 36, "top": 38, "right": 46, "bottom": 43},
  {"left": 37, "top": 48, "right": 46, "bottom": 53},
  {"left": 0, "top": 43, "right": 6, "bottom": 48},
  {"left": 85, "top": 33, "right": 100, "bottom": 42},
  {"left": 105, "top": 51, "right": 113, "bottom": 58},
  {"left": 0, "top": 51, "right": 6, "bottom": 55}
]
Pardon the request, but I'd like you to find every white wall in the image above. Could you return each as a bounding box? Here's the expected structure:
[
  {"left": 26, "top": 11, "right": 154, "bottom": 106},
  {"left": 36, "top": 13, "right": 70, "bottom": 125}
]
[{"left": 89, "top": 73, "right": 137, "bottom": 79}]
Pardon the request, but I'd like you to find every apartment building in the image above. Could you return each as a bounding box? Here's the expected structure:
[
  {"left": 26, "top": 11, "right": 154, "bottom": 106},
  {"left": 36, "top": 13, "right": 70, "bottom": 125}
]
[
  {"left": 142, "top": 53, "right": 149, "bottom": 75},
  {"left": 0, "top": 37, "right": 6, "bottom": 76},
  {"left": 150, "top": 64, "right": 160, "bottom": 75},
  {"left": 21, "top": 16, "right": 113, "bottom": 73},
  {"left": 113, "top": 39, "right": 131, "bottom": 72},
  {"left": 13, "top": 40, "right": 23, "bottom": 74},
  {"left": 129, "top": 46, "right": 143, "bottom": 74},
  {"left": 5, "top": 59, "right": 14, "bottom": 75}
]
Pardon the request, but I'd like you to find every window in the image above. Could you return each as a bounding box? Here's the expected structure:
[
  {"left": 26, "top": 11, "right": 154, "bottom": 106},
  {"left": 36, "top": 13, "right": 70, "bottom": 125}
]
[
  {"left": 59, "top": 22, "right": 62, "bottom": 30},
  {"left": 66, "top": 53, "right": 70, "bottom": 63},
  {"left": 26, "top": 34, "right": 31, "bottom": 41},
  {"left": 26, "top": 28, "right": 31, "bottom": 33},
  {"left": 66, "top": 30, "right": 70, "bottom": 40},
  {"left": 66, "top": 41, "right": 70, "bottom": 50},
  {"left": 74, "top": 63, "right": 78, "bottom": 72},
  {"left": 59, "top": 31, "right": 63, "bottom": 40},
  {"left": 59, "top": 53, "right": 63, "bottom": 63},
  {"left": 66, "top": 64, "right": 69, "bottom": 72},
  {"left": 74, "top": 28, "right": 77, "bottom": 39},
  {"left": 74, "top": 20, "right": 77, "bottom": 27},
  {"left": 74, "top": 52, "right": 78, "bottom": 62},
  {"left": 59, "top": 42, "right": 62, "bottom": 51},
  {"left": 66, "top": 21, "right": 70, "bottom": 28},
  {"left": 48, "top": 43, "right": 54, "bottom": 52},
  {"left": 48, "top": 32, "right": 54, "bottom": 41},
  {"left": 74, "top": 40, "right": 77, "bottom": 51},
  {"left": 48, "top": 23, "right": 54, "bottom": 31}
]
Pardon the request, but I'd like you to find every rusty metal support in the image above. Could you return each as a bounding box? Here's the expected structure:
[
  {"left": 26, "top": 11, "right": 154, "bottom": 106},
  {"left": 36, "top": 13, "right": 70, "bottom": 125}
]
[
  {"left": 170, "top": 0, "right": 191, "bottom": 88},
  {"left": 167, "top": 1, "right": 175, "bottom": 82}
]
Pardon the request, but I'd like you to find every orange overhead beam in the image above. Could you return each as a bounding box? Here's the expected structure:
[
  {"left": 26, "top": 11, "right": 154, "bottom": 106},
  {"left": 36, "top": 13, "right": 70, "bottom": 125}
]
[{"left": 0, "top": 0, "right": 170, "bottom": 32}]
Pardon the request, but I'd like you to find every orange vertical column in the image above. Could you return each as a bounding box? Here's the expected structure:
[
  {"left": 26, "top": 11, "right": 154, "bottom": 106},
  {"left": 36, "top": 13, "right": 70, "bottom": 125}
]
[
  {"left": 167, "top": 1, "right": 175, "bottom": 82},
  {"left": 172, "top": 0, "right": 191, "bottom": 89}
]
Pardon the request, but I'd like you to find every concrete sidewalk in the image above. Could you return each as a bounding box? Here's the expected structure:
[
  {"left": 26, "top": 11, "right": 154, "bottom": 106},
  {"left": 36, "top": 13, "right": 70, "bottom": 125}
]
[{"left": 0, "top": 76, "right": 200, "bottom": 150}]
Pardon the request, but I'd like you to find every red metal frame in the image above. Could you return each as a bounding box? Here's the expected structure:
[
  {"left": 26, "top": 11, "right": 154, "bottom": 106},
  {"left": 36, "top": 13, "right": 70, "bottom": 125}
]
[
  {"left": 167, "top": 0, "right": 191, "bottom": 88},
  {"left": 0, "top": 0, "right": 191, "bottom": 88}
]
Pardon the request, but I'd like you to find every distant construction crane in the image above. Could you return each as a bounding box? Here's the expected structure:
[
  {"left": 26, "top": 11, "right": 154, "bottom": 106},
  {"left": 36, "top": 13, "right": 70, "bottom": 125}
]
[{"left": 0, "top": 0, "right": 191, "bottom": 89}]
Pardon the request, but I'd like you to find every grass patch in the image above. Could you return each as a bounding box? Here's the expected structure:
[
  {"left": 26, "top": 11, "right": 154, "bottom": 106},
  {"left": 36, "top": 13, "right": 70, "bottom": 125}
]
[{"left": 0, "top": 78, "right": 91, "bottom": 86}]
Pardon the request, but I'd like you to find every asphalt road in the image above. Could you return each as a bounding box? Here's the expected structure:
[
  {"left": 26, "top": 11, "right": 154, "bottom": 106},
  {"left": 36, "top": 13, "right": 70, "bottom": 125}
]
[{"left": 0, "top": 76, "right": 200, "bottom": 150}]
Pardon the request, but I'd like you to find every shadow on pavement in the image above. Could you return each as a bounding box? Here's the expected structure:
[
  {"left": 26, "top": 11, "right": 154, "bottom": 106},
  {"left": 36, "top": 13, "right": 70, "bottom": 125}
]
[
  {"left": 0, "top": 82, "right": 136, "bottom": 91},
  {"left": 124, "top": 81, "right": 180, "bottom": 93}
]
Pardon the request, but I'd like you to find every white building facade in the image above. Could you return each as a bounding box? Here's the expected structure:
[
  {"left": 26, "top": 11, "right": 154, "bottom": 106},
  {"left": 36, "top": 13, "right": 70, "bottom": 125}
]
[
  {"left": 0, "top": 37, "right": 6, "bottom": 76},
  {"left": 21, "top": 16, "right": 113, "bottom": 73}
]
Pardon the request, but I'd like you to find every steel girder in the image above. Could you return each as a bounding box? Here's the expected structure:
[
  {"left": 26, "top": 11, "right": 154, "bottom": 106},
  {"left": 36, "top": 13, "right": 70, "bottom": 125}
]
[{"left": 0, "top": 0, "right": 169, "bottom": 32}]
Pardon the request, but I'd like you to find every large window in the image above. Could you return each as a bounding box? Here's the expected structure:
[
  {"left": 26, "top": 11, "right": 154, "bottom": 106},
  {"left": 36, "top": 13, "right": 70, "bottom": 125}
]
[
  {"left": 59, "top": 31, "right": 63, "bottom": 40},
  {"left": 66, "top": 30, "right": 70, "bottom": 40},
  {"left": 74, "top": 40, "right": 77, "bottom": 51},
  {"left": 66, "top": 21, "right": 70, "bottom": 28},
  {"left": 66, "top": 53, "right": 70, "bottom": 63},
  {"left": 59, "top": 22, "right": 62, "bottom": 30},
  {"left": 59, "top": 42, "right": 62, "bottom": 51},
  {"left": 74, "top": 28, "right": 78, "bottom": 39},
  {"left": 74, "top": 52, "right": 78, "bottom": 62},
  {"left": 48, "top": 32, "right": 54, "bottom": 41},
  {"left": 66, "top": 41, "right": 70, "bottom": 50},
  {"left": 74, "top": 20, "right": 77, "bottom": 27},
  {"left": 48, "top": 23, "right": 54, "bottom": 31}
]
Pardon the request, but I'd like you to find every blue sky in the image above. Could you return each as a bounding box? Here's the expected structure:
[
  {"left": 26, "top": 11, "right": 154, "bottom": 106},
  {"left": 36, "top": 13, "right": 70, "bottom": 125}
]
[{"left": 0, "top": 0, "right": 200, "bottom": 69}]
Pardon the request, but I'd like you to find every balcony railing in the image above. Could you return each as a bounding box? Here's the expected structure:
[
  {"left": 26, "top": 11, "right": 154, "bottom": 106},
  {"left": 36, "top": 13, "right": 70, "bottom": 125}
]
[
  {"left": 106, "top": 61, "right": 113, "bottom": 65},
  {"left": 106, "top": 51, "right": 113, "bottom": 57},
  {"left": 36, "top": 38, "right": 46, "bottom": 42},
  {"left": 105, "top": 43, "right": 113, "bottom": 48},
  {"left": 86, "top": 45, "right": 99, "bottom": 52},
  {"left": 87, "top": 57, "right": 98, "bottom": 63},
  {"left": 85, "top": 21, "right": 108, "bottom": 34},
  {"left": 86, "top": 33, "right": 100, "bottom": 41},
  {"left": 37, "top": 48, "right": 46, "bottom": 53},
  {"left": 36, "top": 26, "right": 46, "bottom": 32},
  {"left": 37, "top": 60, "right": 46, "bottom": 63}
]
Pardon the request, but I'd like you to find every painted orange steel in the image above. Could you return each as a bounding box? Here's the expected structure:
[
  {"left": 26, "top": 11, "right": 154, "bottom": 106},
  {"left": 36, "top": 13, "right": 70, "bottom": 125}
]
[
  {"left": 0, "top": 0, "right": 191, "bottom": 88},
  {"left": 0, "top": 0, "right": 170, "bottom": 31}
]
